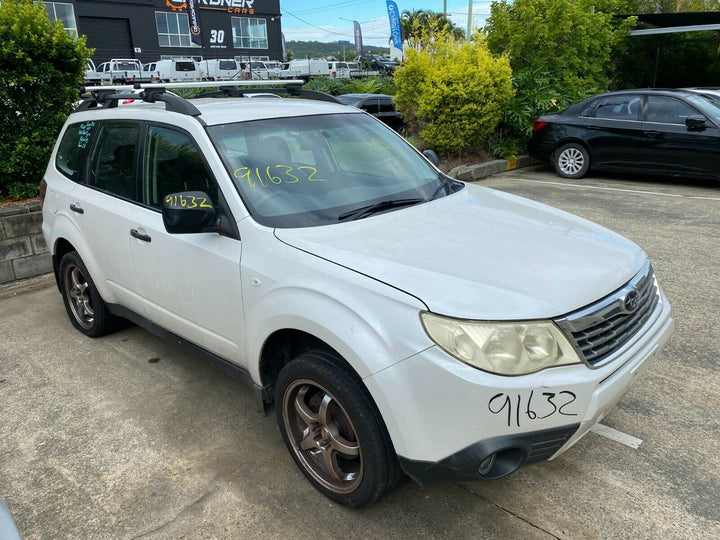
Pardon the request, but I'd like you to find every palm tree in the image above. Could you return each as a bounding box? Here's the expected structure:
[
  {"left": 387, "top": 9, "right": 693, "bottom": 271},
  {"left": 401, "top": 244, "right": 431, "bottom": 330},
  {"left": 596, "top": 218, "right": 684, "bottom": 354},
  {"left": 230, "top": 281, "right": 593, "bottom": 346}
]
[{"left": 393, "top": 9, "right": 464, "bottom": 50}]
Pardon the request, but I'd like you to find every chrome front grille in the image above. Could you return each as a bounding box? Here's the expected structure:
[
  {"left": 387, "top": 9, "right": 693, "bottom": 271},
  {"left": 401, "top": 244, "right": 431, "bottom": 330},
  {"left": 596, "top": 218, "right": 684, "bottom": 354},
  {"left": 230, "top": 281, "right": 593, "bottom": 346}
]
[{"left": 555, "top": 261, "right": 660, "bottom": 366}]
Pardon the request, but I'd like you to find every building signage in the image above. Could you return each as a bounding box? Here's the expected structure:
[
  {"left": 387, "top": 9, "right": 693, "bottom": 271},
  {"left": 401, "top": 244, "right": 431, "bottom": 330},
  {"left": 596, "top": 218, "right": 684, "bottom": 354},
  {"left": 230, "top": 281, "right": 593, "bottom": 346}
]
[
  {"left": 165, "top": 0, "right": 257, "bottom": 15},
  {"left": 188, "top": 0, "right": 203, "bottom": 45}
]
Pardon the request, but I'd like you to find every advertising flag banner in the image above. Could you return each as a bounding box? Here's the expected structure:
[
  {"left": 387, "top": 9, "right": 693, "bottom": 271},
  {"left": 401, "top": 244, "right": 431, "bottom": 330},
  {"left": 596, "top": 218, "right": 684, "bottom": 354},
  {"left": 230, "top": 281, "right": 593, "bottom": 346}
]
[
  {"left": 188, "top": 0, "right": 203, "bottom": 47},
  {"left": 281, "top": 33, "right": 288, "bottom": 62},
  {"left": 353, "top": 20, "right": 364, "bottom": 57},
  {"left": 386, "top": 1, "right": 402, "bottom": 51}
]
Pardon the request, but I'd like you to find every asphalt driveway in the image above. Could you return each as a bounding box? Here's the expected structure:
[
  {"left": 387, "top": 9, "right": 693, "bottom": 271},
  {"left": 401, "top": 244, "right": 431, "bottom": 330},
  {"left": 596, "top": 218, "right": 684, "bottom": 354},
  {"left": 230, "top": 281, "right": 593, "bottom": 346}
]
[{"left": 1, "top": 166, "right": 718, "bottom": 539}]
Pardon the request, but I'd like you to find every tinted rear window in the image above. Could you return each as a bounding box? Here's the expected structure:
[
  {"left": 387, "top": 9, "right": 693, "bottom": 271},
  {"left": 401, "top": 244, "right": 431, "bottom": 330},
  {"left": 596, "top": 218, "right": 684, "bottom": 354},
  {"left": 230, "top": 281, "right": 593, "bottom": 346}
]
[
  {"left": 56, "top": 123, "right": 94, "bottom": 182},
  {"left": 218, "top": 60, "right": 236, "bottom": 70},
  {"left": 175, "top": 62, "right": 196, "bottom": 71}
]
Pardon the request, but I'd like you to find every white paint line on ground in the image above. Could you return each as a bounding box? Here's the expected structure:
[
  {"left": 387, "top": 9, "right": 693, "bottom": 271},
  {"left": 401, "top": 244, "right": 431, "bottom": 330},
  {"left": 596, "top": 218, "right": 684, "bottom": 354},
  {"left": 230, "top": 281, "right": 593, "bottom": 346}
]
[
  {"left": 510, "top": 177, "right": 720, "bottom": 202},
  {"left": 590, "top": 423, "right": 644, "bottom": 450}
]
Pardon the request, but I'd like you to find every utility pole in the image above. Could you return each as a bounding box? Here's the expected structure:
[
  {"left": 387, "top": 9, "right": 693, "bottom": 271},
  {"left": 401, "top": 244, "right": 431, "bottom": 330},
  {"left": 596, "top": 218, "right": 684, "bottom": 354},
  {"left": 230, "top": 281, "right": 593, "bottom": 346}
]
[
  {"left": 467, "top": 0, "right": 473, "bottom": 40},
  {"left": 444, "top": 1, "right": 447, "bottom": 15}
]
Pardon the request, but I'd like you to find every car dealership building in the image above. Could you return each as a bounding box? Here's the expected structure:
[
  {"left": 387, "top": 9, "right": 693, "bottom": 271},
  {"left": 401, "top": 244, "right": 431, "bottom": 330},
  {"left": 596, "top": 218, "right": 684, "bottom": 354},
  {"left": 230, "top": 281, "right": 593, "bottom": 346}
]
[{"left": 45, "top": 0, "right": 284, "bottom": 64}]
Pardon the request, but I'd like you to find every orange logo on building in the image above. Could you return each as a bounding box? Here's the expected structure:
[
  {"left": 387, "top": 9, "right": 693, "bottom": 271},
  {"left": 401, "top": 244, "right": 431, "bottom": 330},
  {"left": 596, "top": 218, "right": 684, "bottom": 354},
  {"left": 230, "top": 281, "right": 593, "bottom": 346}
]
[{"left": 165, "top": 0, "right": 187, "bottom": 11}]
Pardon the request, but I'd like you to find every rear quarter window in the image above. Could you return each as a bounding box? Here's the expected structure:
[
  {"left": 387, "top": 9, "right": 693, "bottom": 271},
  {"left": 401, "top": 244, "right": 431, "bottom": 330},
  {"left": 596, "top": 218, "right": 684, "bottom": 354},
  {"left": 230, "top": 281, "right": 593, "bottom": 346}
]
[{"left": 55, "top": 122, "right": 94, "bottom": 182}]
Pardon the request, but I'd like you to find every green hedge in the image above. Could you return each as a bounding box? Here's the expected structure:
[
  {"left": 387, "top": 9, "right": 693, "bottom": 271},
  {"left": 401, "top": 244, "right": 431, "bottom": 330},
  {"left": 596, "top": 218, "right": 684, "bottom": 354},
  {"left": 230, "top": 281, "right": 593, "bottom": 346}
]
[
  {"left": 394, "top": 35, "right": 514, "bottom": 154},
  {"left": 0, "top": 0, "right": 91, "bottom": 200}
]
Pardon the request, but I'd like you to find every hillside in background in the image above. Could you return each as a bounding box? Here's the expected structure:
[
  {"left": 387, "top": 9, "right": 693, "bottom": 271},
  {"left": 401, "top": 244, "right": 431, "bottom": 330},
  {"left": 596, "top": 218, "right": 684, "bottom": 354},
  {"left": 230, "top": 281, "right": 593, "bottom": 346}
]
[{"left": 285, "top": 40, "right": 390, "bottom": 60}]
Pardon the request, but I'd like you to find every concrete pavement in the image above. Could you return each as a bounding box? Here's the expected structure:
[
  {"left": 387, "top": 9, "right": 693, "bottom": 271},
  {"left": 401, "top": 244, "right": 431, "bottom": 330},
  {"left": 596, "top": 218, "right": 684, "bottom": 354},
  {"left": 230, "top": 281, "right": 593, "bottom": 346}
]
[{"left": 1, "top": 167, "right": 718, "bottom": 539}]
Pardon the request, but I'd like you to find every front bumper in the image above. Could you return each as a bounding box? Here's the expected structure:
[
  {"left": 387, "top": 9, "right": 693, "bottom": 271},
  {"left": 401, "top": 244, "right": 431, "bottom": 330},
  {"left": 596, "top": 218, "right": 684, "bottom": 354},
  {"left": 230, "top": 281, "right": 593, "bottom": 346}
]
[{"left": 364, "top": 290, "right": 674, "bottom": 485}]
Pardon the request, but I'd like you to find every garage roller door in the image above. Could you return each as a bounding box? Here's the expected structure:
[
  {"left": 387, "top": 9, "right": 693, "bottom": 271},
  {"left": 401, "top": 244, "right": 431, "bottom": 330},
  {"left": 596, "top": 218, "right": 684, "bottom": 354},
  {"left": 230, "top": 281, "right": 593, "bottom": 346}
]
[{"left": 78, "top": 17, "right": 133, "bottom": 62}]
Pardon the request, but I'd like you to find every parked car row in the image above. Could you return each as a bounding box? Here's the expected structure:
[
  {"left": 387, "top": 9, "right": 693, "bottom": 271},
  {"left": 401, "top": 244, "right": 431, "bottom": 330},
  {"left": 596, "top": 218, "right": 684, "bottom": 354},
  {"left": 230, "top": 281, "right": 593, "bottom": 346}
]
[
  {"left": 84, "top": 55, "right": 401, "bottom": 86},
  {"left": 84, "top": 58, "right": 284, "bottom": 85},
  {"left": 529, "top": 87, "right": 720, "bottom": 181}
]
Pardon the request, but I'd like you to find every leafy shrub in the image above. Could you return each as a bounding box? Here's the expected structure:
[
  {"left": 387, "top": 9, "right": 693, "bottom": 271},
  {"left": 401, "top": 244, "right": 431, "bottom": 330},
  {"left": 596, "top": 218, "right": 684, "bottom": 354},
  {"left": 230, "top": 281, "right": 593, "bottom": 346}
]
[
  {"left": 394, "top": 35, "right": 513, "bottom": 154},
  {"left": 504, "top": 68, "right": 575, "bottom": 137},
  {"left": 0, "top": 0, "right": 92, "bottom": 199},
  {"left": 485, "top": 0, "right": 634, "bottom": 139},
  {"left": 304, "top": 76, "right": 396, "bottom": 97}
]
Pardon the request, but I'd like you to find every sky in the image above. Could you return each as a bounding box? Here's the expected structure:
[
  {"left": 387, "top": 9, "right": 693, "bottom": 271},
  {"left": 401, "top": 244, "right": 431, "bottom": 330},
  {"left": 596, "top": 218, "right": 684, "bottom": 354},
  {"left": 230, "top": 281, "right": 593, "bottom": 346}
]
[{"left": 279, "top": 1, "right": 493, "bottom": 47}]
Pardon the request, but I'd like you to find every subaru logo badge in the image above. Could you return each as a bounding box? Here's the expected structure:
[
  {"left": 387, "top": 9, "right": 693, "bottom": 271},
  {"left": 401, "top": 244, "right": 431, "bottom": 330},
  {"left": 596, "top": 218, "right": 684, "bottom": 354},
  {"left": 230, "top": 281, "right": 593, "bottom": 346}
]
[{"left": 622, "top": 288, "right": 640, "bottom": 313}]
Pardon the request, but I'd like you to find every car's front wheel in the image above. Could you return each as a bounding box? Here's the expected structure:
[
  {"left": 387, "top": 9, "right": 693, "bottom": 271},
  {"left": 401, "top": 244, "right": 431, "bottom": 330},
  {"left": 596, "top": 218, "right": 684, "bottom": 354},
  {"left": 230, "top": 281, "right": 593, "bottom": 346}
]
[
  {"left": 275, "top": 349, "right": 402, "bottom": 507},
  {"left": 58, "top": 251, "right": 118, "bottom": 337},
  {"left": 554, "top": 143, "right": 590, "bottom": 179}
]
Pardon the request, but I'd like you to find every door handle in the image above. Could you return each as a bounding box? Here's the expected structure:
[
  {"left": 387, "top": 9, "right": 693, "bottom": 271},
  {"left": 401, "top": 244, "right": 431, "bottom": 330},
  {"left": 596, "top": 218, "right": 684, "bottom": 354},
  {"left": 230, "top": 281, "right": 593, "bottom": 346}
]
[
  {"left": 587, "top": 125, "right": 601, "bottom": 130},
  {"left": 644, "top": 130, "right": 661, "bottom": 137},
  {"left": 69, "top": 203, "right": 84, "bottom": 214},
  {"left": 130, "top": 229, "right": 151, "bottom": 242}
]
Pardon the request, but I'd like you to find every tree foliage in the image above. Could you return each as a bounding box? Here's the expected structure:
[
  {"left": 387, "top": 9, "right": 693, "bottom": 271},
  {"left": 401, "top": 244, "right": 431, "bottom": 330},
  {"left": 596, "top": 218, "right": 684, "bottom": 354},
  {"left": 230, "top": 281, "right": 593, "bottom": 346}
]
[
  {"left": 394, "top": 35, "right": 513, "bottom": 154},
  {"left": 0, "top": 0, "right": 91, "bottom": 199},
  {"left": 484, "top": 0, "right": 635, "bottom": 137},
  {"left": 398, "top": 9, "right": 465, "bottom": 50}
]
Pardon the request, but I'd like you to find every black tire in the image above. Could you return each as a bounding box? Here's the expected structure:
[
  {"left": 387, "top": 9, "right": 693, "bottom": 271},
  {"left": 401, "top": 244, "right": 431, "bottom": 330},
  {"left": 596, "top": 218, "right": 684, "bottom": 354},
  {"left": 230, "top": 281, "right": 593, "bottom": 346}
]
[
  {"left": 275, "top": 349, "right": 402, "bottom": 507},
  {"left": 554, "top": 142, "right": 590, "bottom": 179},
  {"left": 58, "top": 251, "right": 118, "bottom": 337}
]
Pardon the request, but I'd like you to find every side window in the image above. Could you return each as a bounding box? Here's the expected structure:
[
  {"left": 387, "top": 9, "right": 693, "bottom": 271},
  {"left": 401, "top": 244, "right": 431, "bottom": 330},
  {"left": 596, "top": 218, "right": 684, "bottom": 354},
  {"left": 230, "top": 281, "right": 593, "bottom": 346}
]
[
  {"left": 379, "top": 99, "right": 395, "bottom": 113},
  {"left": 646, "top": 96, "right": 697, "bottom": 125},
  {"left": 144, "top": 125, "right": 218, "bottom": 209},
  {"left": 87, "top": 122, "right": 139, "bottom": 200},
  {"left": 56, "top": 122, "right": 94, "bottom": 182},
  {"left": 593, "top": 95, "right": 641, "bottom": 120},
  {"left": 360, "top": 99, "right": 379, "bottom": 114}
]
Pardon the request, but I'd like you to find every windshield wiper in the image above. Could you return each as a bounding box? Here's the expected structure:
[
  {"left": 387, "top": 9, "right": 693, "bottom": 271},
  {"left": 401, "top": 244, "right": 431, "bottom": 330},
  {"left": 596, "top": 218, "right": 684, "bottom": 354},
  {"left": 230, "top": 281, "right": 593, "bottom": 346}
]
[
  {"left": 427, "top": 176, "right": 455, "bottom": 201},
  {"left": 337, "top": 197, "right": 425, "bottom": 222}
]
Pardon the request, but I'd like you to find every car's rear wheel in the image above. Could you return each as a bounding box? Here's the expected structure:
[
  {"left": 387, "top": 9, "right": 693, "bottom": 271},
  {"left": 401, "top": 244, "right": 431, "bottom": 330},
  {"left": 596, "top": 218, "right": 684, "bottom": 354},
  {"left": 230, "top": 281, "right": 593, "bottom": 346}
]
[
  {"left": 59, "top": 251, "right": 117, "bottom": 337},
  {"left": 554, "top": 143, "right": 590, "bottom": 179},
  {"left": 275, "top": 349, "right": 401, "bottom": 507}
]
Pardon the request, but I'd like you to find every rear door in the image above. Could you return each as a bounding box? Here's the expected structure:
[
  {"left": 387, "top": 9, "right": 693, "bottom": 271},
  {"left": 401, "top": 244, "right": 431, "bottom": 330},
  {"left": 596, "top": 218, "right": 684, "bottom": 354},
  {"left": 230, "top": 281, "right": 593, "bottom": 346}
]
[
  {"left": 578, "top": 94, "right": 644, "bottom": 168},
  {"left": 68, "top": 120, "right": 143, "bottom": 311},
  {"left": 638, "top": 95, "right": 720, "bottom": 177}
]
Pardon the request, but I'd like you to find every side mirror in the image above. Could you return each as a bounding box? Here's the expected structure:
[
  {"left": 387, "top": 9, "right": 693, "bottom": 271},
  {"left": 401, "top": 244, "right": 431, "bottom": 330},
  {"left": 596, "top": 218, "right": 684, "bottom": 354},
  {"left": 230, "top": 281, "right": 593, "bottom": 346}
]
[
  {"left": 686, "top": 115, "right": 707, "bottom": 131},
  {"left": 162, "top": 191, "right": 218, "bottom": 234},
  {"left": 423, "top": 149, "right": 439, "bottom": 167}
]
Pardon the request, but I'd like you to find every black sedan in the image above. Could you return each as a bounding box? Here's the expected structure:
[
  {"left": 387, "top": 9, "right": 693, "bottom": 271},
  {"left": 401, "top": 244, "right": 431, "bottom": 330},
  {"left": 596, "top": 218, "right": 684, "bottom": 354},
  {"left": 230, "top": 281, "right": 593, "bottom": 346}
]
[
  {"left": 528, "top": 89, "right": 720, "bottom": 180},
  {"left": 336, "top": 93, "right": 405, "bottom": 130}
]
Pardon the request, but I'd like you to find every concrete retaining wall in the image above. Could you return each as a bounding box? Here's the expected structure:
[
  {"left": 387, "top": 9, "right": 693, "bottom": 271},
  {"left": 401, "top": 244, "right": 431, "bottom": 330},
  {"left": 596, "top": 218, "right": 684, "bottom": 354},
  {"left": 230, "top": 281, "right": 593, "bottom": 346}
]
[{"left": 0, "top": 201, "right": 52, "bottom": 284}]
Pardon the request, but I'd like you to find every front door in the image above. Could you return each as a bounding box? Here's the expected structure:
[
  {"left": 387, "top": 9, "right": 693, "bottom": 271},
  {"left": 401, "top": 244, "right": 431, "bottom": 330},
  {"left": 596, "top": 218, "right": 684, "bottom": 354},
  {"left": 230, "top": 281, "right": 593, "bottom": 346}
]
[
  {"left": 128, "top": 124, "right": 245, "bottom": 364},
  {"left": 638, "top": 95, "right": 720, "bottom": 177}
]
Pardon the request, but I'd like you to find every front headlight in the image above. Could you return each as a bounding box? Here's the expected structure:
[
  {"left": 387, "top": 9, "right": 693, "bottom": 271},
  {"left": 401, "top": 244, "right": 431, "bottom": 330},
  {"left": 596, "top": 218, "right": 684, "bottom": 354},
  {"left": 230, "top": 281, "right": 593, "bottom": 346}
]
[{"left": 420, "top": 312, "right": 582, "bottom": 376}]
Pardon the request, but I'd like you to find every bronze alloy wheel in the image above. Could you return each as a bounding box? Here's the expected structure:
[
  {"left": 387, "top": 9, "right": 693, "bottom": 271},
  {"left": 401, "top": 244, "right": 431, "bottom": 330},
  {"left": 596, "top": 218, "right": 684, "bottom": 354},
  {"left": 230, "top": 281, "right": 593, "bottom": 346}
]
[
  {"left": 63, "top": 262, "right": 95, "bottom": 330},
  {"left": 282, "top": 378, "right": 363, "bottom": 494}
]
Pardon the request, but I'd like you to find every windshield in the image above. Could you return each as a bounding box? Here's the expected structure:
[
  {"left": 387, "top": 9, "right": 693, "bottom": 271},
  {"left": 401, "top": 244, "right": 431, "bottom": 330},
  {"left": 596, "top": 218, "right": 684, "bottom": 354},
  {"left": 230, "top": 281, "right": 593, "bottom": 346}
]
[
  {"left": 686, "top": 93, "right": 720, "bottom": 125},
  {"left": 208, "top": 113, "right": 454, "bottom": 228}
]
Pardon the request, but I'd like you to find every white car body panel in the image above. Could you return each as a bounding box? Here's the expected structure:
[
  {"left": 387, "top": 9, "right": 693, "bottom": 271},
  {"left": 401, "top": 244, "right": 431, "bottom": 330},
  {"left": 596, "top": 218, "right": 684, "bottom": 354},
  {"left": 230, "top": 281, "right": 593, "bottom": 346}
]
[{"left": 276, "top": 184, "right": 646, "bottom": 320}]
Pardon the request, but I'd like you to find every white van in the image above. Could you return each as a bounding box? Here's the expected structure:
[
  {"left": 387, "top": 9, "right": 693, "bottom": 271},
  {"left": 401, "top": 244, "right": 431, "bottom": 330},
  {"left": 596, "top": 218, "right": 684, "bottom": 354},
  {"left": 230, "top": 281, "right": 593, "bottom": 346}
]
[
  {"left": 152, "top": 59, "right": 202, "bottom": 83},
  {"left": 328, "top": 61, "right": 352, "bottom": 79},
  {"left": 279, "top": 59, "right": 329, "bottom": 80},
  {"left": 95, "top": 59, "right": 143, "bottom": 84},
  {"left": 200, "top": 59, "right": 243, "bottom": 81}
]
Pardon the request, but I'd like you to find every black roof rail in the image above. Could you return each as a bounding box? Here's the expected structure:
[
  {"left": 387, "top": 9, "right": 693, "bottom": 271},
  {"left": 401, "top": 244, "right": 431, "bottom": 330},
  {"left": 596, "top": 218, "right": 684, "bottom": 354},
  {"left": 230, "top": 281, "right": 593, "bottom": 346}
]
[
  {"left": 74, "top": 81, "right": 339, "bottom": 115},
  {"left": 142, "top": 87, "right": 201, "bottom": 116},
  {"left": 75, "top": 85, "right": 201, "bottom": 115}
]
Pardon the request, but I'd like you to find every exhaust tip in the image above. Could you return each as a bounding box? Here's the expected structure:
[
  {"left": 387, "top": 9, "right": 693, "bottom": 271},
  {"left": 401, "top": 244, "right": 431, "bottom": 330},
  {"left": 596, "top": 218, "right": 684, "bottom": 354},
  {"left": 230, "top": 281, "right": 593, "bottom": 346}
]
[{"left": 478, "top": 448, "right": 526, "bottom": 479}]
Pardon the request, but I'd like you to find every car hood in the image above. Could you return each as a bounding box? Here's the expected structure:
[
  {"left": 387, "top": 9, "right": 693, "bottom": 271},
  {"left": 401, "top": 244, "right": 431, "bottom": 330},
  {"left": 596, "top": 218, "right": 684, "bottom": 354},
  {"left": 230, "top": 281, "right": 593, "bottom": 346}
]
[{"left": 274, "top": 184, "right": 646, "bottom": 319}]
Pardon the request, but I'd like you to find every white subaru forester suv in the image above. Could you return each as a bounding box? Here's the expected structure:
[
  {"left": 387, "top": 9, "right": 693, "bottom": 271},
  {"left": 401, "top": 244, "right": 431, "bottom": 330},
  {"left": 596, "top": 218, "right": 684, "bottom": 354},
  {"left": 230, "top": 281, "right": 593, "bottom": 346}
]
[{"left": 41, "top": 82, "right": 674, "bottom": 507}]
